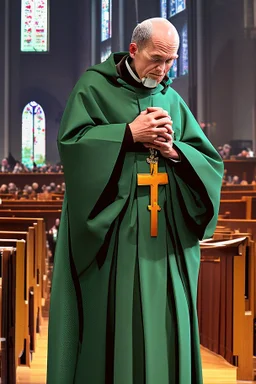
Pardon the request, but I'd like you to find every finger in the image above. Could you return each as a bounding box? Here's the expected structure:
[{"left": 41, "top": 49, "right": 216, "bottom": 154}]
[
  {"left": 154, "top": 138, "right": 174, "bottom": 147},
  {"left": 146, "top": 107, "right": 163, "bottom": 113},
  {"left": 156, "top": 132, "right": 173, "bottom": 141},
  {"left": 140, "top": 110, "right": 148, "bottom": 115},
  {"left": 153, "top": 127, "right": 169, "bottom": 135},
  {"left": 164, "top": 122, "right": 173, "bottom": 129},
  {"left": 162, "top": 125, "right": 173, "bottom": 135},
  {"left": 155, "top": 136, "right": 167, "bottom": 143},
  {"left": 151, "top": 110, "right": 170, "bottom": 119},
  {"left": 154, "top": 117, "right": 172, "bottom": 127}
]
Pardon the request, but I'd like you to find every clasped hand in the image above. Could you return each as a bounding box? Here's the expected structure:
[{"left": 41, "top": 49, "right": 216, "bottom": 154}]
[{"left": 129, "top": 107, "right": 179, "bottom": 159}]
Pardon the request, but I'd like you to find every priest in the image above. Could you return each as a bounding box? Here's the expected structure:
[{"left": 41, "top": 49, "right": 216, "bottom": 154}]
[{"left": 47, "top": 17, "right": 224, "bottom": 383}]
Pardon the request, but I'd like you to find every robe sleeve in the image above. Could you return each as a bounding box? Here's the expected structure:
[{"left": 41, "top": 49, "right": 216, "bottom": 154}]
[
  {"left": 57, "top": 74, "right": 135, "bottom": 275},
  {"left": 167, "top": 97, "right": 224, "bottom": 240}
]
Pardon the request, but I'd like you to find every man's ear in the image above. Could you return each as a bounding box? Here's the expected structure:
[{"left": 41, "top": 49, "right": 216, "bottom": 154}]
[{"left": 129, "top": 43, "right": 138, "bottom": 59}]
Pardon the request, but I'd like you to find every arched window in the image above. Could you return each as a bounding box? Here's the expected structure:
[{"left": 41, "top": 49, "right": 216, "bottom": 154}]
[
  {"left": 22, "top": 101, "right": 46, "bottom": 169},
  {"left": 21, "top": 0, "right": 49, "bottom": 52},
  {"left": 101, "top": 0, "right": 112, "bottom": 62}
]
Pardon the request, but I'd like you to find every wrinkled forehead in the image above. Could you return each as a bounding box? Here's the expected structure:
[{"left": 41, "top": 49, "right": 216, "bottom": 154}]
[{"left": 144, "top": 37, "right": 179, "bottom": 58}]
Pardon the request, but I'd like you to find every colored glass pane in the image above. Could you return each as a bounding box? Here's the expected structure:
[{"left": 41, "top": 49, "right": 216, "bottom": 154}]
[
  {"left": 180, "top": 23, "right": 188, "bottom": 75},
  {"left": 161, "top": 0, "right": 167, "bottom": 18},
  {"left": 101, "top": 0, "right": 112, "bottom": 41},
  {"left": 101, "top": 44, "right": 111, "bottom": 62},
  {"left": 22, "top": 103, "right": 34, "bottom": 168},
  {"left": 22, "top": 101, "right": 46, "bottom": 168},
  {"left": 169, "top": 59, "right": 178, "bottom": 79},
  {"left": 33, "top": 104, "right": 46, "bottom": 166},
  {"left": 170, "top": 0, "right": 186, "bottom": 17},
  {"left": 21, "top": 0, "right": 49, "bottom": 52}
]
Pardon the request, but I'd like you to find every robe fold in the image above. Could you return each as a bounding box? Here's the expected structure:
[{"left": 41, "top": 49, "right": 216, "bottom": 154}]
[{"left": 47, "top": 52, "right": 224, "bottom": 384}]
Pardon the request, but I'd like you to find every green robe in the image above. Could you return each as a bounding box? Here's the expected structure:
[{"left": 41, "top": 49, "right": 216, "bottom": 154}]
[{"left": 47, "top": 52, "right": 224, "bottom": 384}]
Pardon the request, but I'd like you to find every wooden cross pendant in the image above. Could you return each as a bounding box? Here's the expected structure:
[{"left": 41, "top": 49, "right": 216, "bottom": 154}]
[{"left": 137, "top": 162, "right": 168, "bottom": 237}]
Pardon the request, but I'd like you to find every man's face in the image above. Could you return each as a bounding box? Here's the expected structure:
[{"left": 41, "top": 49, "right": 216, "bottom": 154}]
[{"left": 129, "top": 35, "right": 179, "bottom": 84}]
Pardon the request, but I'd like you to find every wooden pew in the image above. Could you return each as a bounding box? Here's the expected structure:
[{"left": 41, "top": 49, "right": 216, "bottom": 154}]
[
  {"left": 0, "top": 248, "right": 15, "bottom": 384},
  {"left": 217, "top": 219, "right": 256, "bottom": 240},
  {"left": 219, "top": 197, "right": 252, "bottom": 219},
  {"left": 0, "top": 242, "right": 26, "bottom": 384},
  {"left": 198, "top": 236, "right": 255, "bottom": 381},
  {"left": 0, "top": 194, "right": 16, "bottom": 200},
  {"left": 223, "top": 159, "right": 256, "bottom": 181},
  {"left": 0, "top": 200, "right": 62, "bottom": 208},
  {"left": 0, "top": 229, "right": 36, "bottom": 356},
  {"left": 0, "top": 218, "right": 47, "bottom": 337},
  {"left": 0, "top": 173, "right": 64, "bottom": 190},
  {"left": 222, "top": 184, "right": 256, "bottom": 191},
  {"left": 221, "top": 190, "right": 256, "bottom": 200},
  {"left": 0, "top": 204, "right": 62, "bottom": 211},
  {"left": 0, "top": 209, "right": 61, "bottom": 230}
]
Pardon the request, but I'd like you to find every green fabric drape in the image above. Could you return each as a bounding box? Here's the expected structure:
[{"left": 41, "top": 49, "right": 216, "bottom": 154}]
[{"left": 47, "top": 53, "right": 224, "bottom": 384}]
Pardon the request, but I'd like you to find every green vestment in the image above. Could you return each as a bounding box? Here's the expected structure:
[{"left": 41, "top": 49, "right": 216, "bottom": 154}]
[{"left": 47, "top": 52, "right": 224, "bottom": 384}]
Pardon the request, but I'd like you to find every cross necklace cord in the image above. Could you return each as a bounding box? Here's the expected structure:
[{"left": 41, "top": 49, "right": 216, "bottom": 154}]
[{"left": 137, "top": 148, "right": 169, "bottom": 237}]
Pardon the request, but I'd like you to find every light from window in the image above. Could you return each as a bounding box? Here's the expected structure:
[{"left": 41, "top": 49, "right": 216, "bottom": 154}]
[
  {"left": 21, "top": 0, "right": 49, "bottom": 52},
  {"left": 101, "top": 44, "right": 112, "bottom": 62},
  {"left": 101, "top": 0, "right": 112, "bottom": 41},
  {"left": 180, "top": 23, "right": 188, "bottom": 75},
  {"left": 169, "top": 59, "right": 178, "bottom": 79},
  {"left": 22, "top": 101, "right": 46, "bottom": 168},
  {"left": 170, "top": 0, "right": 186, "bottom": 17},
  {"left": 161, "top": 0, "right": 167, "bottom": 18}
]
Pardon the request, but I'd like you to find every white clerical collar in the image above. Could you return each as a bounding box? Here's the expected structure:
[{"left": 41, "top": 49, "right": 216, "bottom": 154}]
[
  {"left": 125, "top": 57, "right": 142, "bottom": 83},
  {"left": 125, "top": 57, "right": 158, "bottom": 89}
]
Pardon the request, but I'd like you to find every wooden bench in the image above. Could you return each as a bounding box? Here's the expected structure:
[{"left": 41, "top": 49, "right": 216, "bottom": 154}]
[
  {"left": 0, "top": 229, "right": 36, "bottom": 355},
  {"left": 0, "top": 209, "right": 61, "bottom": 230},
  {"left": 0, "top": 200, "right": 62, "bottom": 208},
  {"left": 223, "top": 159, "right": 256, "bottom": 181},
  {"left": 0, "top": 217, "right": 47, "bottom": 336},
  {"left": 217, "top": 219, "right": 256, "bottom": 240},
  {"left": 0, "top": 173, "right": 64, "bottom": 190},
  {"left": 219, "top": 197, "right": 252, "bottom": 219},
  {"left": 199, "top": 235, "right": 255, "bottom": 380},
  {"left": 222, "top": 184, "right": 256, "bottom": 191},
  {"left": 221, "top": 190, "right": 256, "bottom": 200},
  {"left": 0, "top": 242, "right": 26, "bottom": 384}
]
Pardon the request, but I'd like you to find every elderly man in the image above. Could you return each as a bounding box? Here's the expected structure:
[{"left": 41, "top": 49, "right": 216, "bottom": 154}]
[{"left": 47, "top": 17, "right": 223, "bottom": 383}]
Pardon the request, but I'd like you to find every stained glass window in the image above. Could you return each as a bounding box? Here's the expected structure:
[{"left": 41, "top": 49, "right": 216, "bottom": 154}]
[
  {"left": 161, "top": 0, "right": 167, "bottom": 18},
  {"left": 169, "top": 0, "right": 186, "bottom": 17},
  {"left": 180, "top": 23, "right": 188, "bottom": 75},
  {"left": 22, "top": 101, "right": 46, "bottom": 168},
  {"left": 21, "top": 0, "right": 49, "bottom": 52},
  {"left": 101, "top": 0, "right": 112, "bottom": 42},
  {"left": 101, "top": 44, "right": 112, "bottom": 62},
  {"left": 169, "top": 59, "right": 178, "bottom": 79}
]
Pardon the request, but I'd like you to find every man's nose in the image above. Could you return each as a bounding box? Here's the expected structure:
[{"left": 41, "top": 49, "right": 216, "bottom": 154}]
[{"left": 156, "top": 62, "right": 166, "bottom": 72}]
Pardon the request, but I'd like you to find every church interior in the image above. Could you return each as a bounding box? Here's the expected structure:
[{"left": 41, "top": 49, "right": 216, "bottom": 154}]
[{"left": 1, "top": 0, "right": 256, "bottom": 383}]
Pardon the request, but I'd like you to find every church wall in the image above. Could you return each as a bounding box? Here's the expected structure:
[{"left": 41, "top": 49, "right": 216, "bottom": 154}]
[
  {"left": 8, "top": 0, "right": 252, "bottom": 164},
  {"left": 0, "top": 2, "right": 5, "bottom": 160},
  {"left": 203, "top": 0, "right": 255, "bottom": 150},
  {"left": 9, "top": 0, "right": 22, "bottom": 163},
  {"left": 9, "top": 0, "right": 86, "bottom": 164}
]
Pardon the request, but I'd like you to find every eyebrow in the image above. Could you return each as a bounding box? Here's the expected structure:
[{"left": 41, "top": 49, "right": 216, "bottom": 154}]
[{"left": 151, "top": 54, "right": 178, "bottom": 60}]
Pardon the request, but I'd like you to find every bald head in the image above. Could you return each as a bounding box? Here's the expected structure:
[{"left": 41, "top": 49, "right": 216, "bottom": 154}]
[
  {"left": 129, "top": 17, "right": 180, "bottom": 86},
  {"left": 131, "top": 18, "right": 179, "bottom": 50}
]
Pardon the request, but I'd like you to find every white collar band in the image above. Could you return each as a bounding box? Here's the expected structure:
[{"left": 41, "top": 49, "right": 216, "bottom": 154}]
[{"left": 125, "top": 58, "right": 142, "bottom": 83}]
